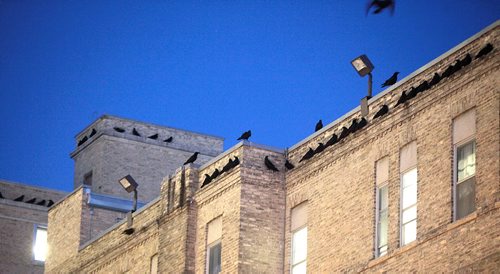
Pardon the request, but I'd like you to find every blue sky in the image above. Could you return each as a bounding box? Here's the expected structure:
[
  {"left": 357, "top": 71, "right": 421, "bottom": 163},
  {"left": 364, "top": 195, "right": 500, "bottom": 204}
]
[{"left": 0, "top": 1, "right": 498, "bottom": 192}]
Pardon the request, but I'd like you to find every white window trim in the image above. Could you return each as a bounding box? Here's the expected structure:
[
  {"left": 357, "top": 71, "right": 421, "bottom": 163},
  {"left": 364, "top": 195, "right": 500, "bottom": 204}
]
[
  {"left": 206, "top": 240, "right": 221, "bottom": 274},
  {"left": 375, "top": 183, "right": 388, "bottom": 257},
  {"left": 453, "top": 136, "right": 476, "bottom": 221},
  {"left": 32, "top": 224, "right": 47, "bottom": 264},
  {"left": 399, "top": 166, "right": 417, "bottom": 246},
  {"left": 291, "top": 225, "right": 307, "bottom": 273}
]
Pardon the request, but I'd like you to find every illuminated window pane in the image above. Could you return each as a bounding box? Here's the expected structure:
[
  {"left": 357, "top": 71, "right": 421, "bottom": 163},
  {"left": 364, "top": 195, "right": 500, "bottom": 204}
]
[
  {"left": 402, "top": 219, "right": 417, "bottom": 245},
  {"left": 33, "top": 226, "right": 47, "bottom": 262},
  {"left": 292, "top": 261, "right": 306, "bottom": 274},
  {"left": 292, "top": 227, "right": 307, "bottom": 264},
  {"left": 377, "top": 185, "right": 389, "bottom": 257},
  {"left": 401, "top": 168, "right": 417, "bottom": 246}
]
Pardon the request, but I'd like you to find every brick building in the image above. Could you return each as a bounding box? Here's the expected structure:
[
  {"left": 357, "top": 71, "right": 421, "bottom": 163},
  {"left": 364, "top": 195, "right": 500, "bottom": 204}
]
[{"left": 44, "top": 21, "right": 499, "bottom": 273}]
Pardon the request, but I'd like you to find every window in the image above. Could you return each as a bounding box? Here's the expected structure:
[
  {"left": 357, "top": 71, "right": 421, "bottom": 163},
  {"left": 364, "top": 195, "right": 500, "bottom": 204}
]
[
  {"left": 375, "top": 157, "right": 389, "bottom": 257},
  {"left": 33, "top": 225, "right": 47, "bottom": 262},
  {"left": 291, "top": 202, "right": 307, "bottom": 274},
  {"left": 206, "top": 217, "right": 222, "bottom": 274},
  {"left": 400, "top": 142, "right": 417, "bottom": 246},
  {"left": 150, "top": 254, "right": 158, "bottom": 274},
  {"left": 453, "top": 109, "right": 476, "bottom": 220},
  {"left": 83, "top": 171, "right": 93, "bottom": 186}
]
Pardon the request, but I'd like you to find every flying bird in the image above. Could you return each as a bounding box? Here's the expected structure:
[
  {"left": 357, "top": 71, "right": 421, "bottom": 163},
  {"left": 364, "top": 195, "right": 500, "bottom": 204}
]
[
  {"left": 285, "top": 160, "right": 295, "bottom": 170},
  {"left": 36, "top": 199, "right": 46, "bottom": 206},
  {"left": 26, "top": 198, "right": 36, "bottom": 204},
  {"left": 476, "top": 43, "right": 493, "bottom": 59},
  {"left": 315, "top": 120, "right": 323, "bottom": 132},
  {"left": 184, "top": 152, "right": 200, "bottom": 165},
  {"left": 148, "top": 133, "right": 159, "bottom": 140},
  {"left": 132, "top": 128, "right": 141, "bottom": 137},
  {"left": 14, "top": 195, "right": 25, "bottom": 202},
  {"left": 163, "top": 136, "right": 173, "bottom": 143},
  {"left": 299, "top": 148, "right": 315, "bottom": 162},
  {"left": 381, "top": 72, "right": 399, "bottom": 88},
  {"left": 264, "top": 156, "right": 279, "bottom": 172},
  {"left": 237, "top": 130, "right": 251, "bottom": 141},
  {"left": 89, "top": 128, "right": 97, "bottom": 137},
  {"left": 113, "top": 127, "right": 125, "bottom": 133},
  {"left": 366, "top": 0, "right": 395, "bottom": 15},
  {"left": 47, "top": 200, "right": 55, "bottom": 207}
]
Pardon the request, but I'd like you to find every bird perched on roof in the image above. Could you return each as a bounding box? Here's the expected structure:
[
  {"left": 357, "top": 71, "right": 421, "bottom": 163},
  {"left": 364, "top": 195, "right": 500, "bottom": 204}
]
[
  {"left": 237, "top": 130, "right": 251, "bottom": 141},
  {"left": 285, "top": 160, "right": 295, "bottom": 170},
  {"left": 264, "top": 156, "right": 279, "bottom": 172},
  {"left": 14, "top": 195, "right": 25, "bottom": 202},
  {"left": 36, "top": 200, "right": 46, "bottom": 206},
  {"left": 132, "top": 128, "right": 141, "bottom": 136},
  {"left": 201, "top": 174, "right": 212, "bottom": 188},
  {"left": 89, "top": 128, "right": 97, "bottom": 138},
  {"left": 47, "top": 200, "right": 55, "bottom": 207},
  {"left": 0, "top": 192, "right": 4, "bottom": 199},
  {"left": 77, "top": 136, "right": 88, "bottom": 146},
  {"left": 373, "top": 105, "right": 389, "bottom": 119},
  {"left": 325, "top": 134, "right": 338, "bottom": 147},
  {"left": 366, "top": 0, "right": 395, "bottom": 15},
  {"left": 163, "top": 136, "right": 173, "bottom": 143},
  {"left": 148, "top": 133, "right": 158, "bottom": 140},
  {"left": 184, "top": 152, "right": 199, "bottom": 165},
  {"left": 211, "top": 168, "right": 220, "bottom": 179},
  {"left": 113, "top": 127, "right": 125, "bottom": 133},
  {"left": 314, "top": 143, "right": 325, "bottom": 154},
  {"left": 315, "top": 120, "right": 323, "bottom": 132},
  {"left": 476, "top": 43, "right": 493, "bottom": 59},
  {"left": 26, "top": 198, "right": 36, "bottom": 204},
  {"left": 381, "top": 72, "right": 399, "bottom": 88},
  {"left": 299, "top": 148, "right": 315, "bottom": 162},
  {"left": 222, "top": 158, "right": 234, "bottom": 173}
]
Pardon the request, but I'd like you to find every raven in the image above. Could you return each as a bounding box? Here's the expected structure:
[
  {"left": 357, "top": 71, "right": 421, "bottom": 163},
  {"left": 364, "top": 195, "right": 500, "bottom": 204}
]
[
  {"left": 184, "top": 152, "right": 200, "bottom": 165},
  {"left": 366, "top": 0, "right": 395, "bottom": 15},
  {"left": 264, "top": 156, "right": 279, "bottom": 172},
  {"left": 381, "top": 72, "right": 399, "bottom": 87},
  {"left": 315, "top": 120, "right": 323, "bottom": 132}
]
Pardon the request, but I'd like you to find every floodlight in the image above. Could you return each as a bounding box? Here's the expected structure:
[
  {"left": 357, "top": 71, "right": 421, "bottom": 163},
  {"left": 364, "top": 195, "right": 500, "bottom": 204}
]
[
  {"left": 119, "top": 175, "right": 138, "bottom": 193},
  {"left": 351, "top": 54, "right": 375, "bottom": 116}
]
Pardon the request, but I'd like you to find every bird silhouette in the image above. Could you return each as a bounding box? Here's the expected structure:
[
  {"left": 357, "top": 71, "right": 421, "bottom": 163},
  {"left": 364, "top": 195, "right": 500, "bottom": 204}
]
[
  {"left": 373, "top": 105, "right": 389, "bottom": 119},
  {"left": 237, "top": 130, "right": 251, "bottom": 141},
  {"left": 407, "top": 87, "right": 418, "bottom": 99},
  {"left": 233, "top": 156, "right": 240, "bottom": 166},
  {"left": 163, "top": 136, "right": 173, "bottom": 143},
  {"left": 285, "top": 160, "right": 295, "bottom": 170},
  {"left": 428, "top": 73, "right": 441, "bottom": 87},
  {"left": 460, "top": 54, "right": 472, "bottom": 67},
  {"left": 26, "top": 198, "right": 36, "bottom": 204},
  {"left": 132, "top": 128, "right": 141, "bottom": 137},
  {"left": 36, "top": 199, "right": 46, "bottom": 206},
  {"left": 366, "top": 0, "right": 395, "bottom": 15},
  {"left": 476, "top": 43, "right": 493, "bottom": 59},
  {"left": 299, "top": 148, "right": 315, "bottom": 162},
  {"left": 264, "top": 156, "right": 279, "bottom": 172},
  {"left": 415, "top": 81, "right": 430, "bottom": 94},
  {"left": 325, "top": 134, "right": 338, "bottom": 147},
  {"left": 314, "top": 143, "right": 325, "bottom": 154},
  {"left": 358, "top": 118, "right": 368, "bottom": 129},
  {"left": 113, "top": 127, "right": 125, "bottom": 133},
  {"left": 0, "top": 192, "right": 4, "bottom": 199},
  {"left": 349, "top": 119, "right": 359, "bottom": 133},
  {"left": 89, "top": 128, "right": 97, "bottom": 138},
  {"left": 148, "top": 133, "right": 158, "bottom": 140},
  {"left": 339, "top": 127, "right": 350, "bottom": 139},
  {"left": 184, "top": 152, "right": 199, "bottom": 165},
  {"left": 222, "top": 158, "right": 234, "bottom": 173},
  {"left": 201, "top": 174, "right": 212, "bottom": 188},
  {"left": 315, "top": 120, "right": 323, "bottom": 132},
  {"left": 395, "top": 91, "right": 408, "bottom": 106},
  {"left": 78, "top": 136, "right": 88, "bottom": 146},
  {"left": 47, "top": 200, "right": 55, "bottom": 207},
  {"left": 381, "top": 72, "right": 399, "bottom": 88},
  {"left": 14, "top": 195, "right": 25, "bottom": 202},
  {"left": 211, "top": 168, "right": 220, "bottom": 180}
]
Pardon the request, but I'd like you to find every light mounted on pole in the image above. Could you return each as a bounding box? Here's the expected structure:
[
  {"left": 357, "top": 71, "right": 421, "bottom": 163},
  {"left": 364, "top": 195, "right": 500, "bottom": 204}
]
[
  {"left": 118, "top": 175, "right": 139, "bottom": 235},
  {"left": 351, "top": 54, "right": 375, "bottom": 117}
]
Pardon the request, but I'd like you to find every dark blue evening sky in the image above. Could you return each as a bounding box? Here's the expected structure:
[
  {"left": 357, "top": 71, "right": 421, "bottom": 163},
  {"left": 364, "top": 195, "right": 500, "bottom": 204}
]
[{"left": 0, "top": 1, "right": 498, "bottom": 191}]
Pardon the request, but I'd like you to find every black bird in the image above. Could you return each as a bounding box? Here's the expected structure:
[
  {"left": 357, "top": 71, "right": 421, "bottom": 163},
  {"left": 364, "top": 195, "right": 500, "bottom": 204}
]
[
  {"left": 395, "top": 91, "right": 408, "bottom": 106},
  {"left": 299, "top": 148, "right": 315, "bottom": 162},
  {"left": 476, "top": 43, "right": 493, "bottom": 59},
  {"left": 373, "top": 105, "right": 389, "bottom": 119},
  {"left": 89, "top": 128, "right": 97, "bottom": 137},
  {"left": 47, "top": 200, "right": 55, "bottom": 207},
  {"left": 357, "top": 118, "right": 368, "bottom": 129},
  {"left": 415, "top": 81, "right": 430, "bottom": 94},
  {"left": 36, "top": 199, "right": 46, "bottom": 206},
  {"left": 285, "top": 160, "right": 295, "bottom": 170},
  {"left": 122, "top": 228, "right": 135, "bottom": 235},
  {"left": 201, "top": 174, "right": 212, "bottom": 188},
  {"left": 264, "top": 156, "right": 279, "bottom": 172},
  {"left": 348, "top": 119, "right": 359, "bottom": 133},
  {"left": 407, "top": 87, "right": 418, "bottom": 99},
  {"left": 381, "top": 72, "right": 399, "bottom": 88},
  {"left": 233, "top": 156, "right": 240, "bottom": 166},
  {"left": 14, "top": 195, "right": 25, "bottom": 202},
  {"left": 339, "top": 126, "right": 350, "bottom": 139},
  {"left": 428, "top": 73, "right": 441, "bottom": 87},
  {"left": 184, "top": 152, "right": 200, "bottom": 165},
  {"left": 0, "top": 192, "right": 4, "bottom": 199},
  {"left": 211, "top": 168, "right": 220, "bottom": 180},
  {"left": 315, "top": 120, "right": 323, "bottom": 132},
  {"left": 325, "top": 134, "right": 338, "bottom": 147},
  {"left": 163, "top": 136, "right": 173, "bottom": 143},
  {"left": 237, "top": 130, "right": 251, "bottom": 141},
  {"left": 148, "top": 133, "right": 159, "bottom": 140},
  {"left": 314, "top": 143, "right": 325, "bottom": 154},
  {"left": 222, "top": 158, "right": 234, "bottom": 173},
  {"left": 26, "top": 198, "right": 36, "bottom": 204},
  {"left": 113, "top": 127, "right": 125, "bottom": 133},
  {"left": 460, "top": 54, "right": 472, "bottom": 67},
  {"left": 366, "top": 0, "right": 395, "bottom": 15},
  {"left": 441, "top": 64, "right": 456, "bottom": 78},
  {"left": 132, "top": 128, "right": 141, "bottom": 137},
  {"left": 77, "top": 136, "right": 88, "bottom": 146}
]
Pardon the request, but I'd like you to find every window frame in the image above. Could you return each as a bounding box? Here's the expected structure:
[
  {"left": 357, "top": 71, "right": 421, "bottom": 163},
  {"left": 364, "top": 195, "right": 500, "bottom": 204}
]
[
  {"left": 399, "top": 167, "right": 417, "bottom": 246},
  {"left": 206, "top": 239, "right": 221, "bottom": 274},
  {"left": 32, "top": 224, "right": 48, "bottom": 264},
  {"left": 453, "top": 137, "right": 476, "bottom": 221},
  {"left": 291, "top": 225, "right": 307, "bottom": 274},
  {"left": 375, "top": 183, "right": 389, "bottom": 257}
]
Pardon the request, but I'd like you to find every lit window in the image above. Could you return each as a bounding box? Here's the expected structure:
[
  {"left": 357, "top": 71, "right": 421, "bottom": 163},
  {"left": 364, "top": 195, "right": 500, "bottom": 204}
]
[
  {"left": 291, "top": 202, "right": 307, "bottom": 274},
  {"left": 400, "top": 142, "right": 417, "bottom": 246},
  {"left": 33, "top": 226, "right": 47, "bottom": 262},
  {"left": 453, "top": 109, "right": 476, "bottom": 220},
  {"left": 206, "top": 217, "right": 222, "bottom": 274},
  {"left": 375, "top": 157, "right": 389, "bottom": 257},
  {"left": 150, "top": 254, "right": 158, "bottom": 274}
]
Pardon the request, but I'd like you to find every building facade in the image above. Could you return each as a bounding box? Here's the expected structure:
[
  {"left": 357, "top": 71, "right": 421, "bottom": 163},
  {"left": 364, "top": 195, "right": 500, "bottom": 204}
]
[{"left": 45, "top": 22, "right": 499, "bottom": 273}]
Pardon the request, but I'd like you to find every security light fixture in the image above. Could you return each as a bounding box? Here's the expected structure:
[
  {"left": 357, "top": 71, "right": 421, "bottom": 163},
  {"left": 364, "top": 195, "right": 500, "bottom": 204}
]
[
  {"left": 351, "top": 54, "right": 375, "bottom": 116},
  {"left": 118, "top": 175, "right": 139, "bottom": 213}
]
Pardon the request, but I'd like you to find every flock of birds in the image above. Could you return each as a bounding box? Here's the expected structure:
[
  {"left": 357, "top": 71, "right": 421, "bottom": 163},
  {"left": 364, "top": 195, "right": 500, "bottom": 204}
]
[
  {"left": 0, "top": 192, "right": 55, "bottom": 207},
  {"left": 180, "top": 41, "right": 494, "bottom": 190},
  {"left": 78, "top": 126, "right": 174, "bottom": 147}
]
